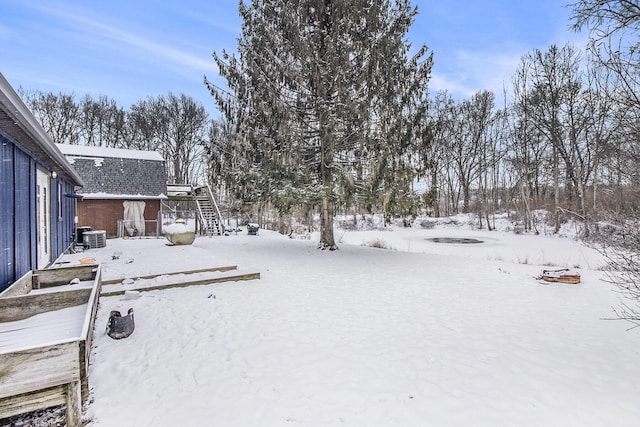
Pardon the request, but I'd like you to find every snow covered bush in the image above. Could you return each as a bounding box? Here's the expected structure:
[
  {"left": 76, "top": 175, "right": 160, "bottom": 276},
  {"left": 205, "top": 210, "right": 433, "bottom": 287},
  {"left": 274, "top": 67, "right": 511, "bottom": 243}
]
[{"left": 361, "top": 239, "right": 394, "bottom": 250}]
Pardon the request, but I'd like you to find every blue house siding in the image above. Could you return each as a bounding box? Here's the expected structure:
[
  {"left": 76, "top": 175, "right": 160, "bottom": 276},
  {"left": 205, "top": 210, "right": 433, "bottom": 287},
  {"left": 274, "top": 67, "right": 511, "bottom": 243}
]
[
  {"left": 13, "top": 146, "right": 35, "bottom": 284},
  {"left": 0, "top": 137, "right": 38, "bottom": 291},
  {"left": 51, "top": 178, "right": 77, "bottom": 257},
  {"left": 0, "top": 136, "right": 16, "bottom": 290},
  {"left": 0, "top": 133, "right": 80, "bottom": 292},
  {"left": 0, "top": 73, "right": 84, "bottom": 292}
]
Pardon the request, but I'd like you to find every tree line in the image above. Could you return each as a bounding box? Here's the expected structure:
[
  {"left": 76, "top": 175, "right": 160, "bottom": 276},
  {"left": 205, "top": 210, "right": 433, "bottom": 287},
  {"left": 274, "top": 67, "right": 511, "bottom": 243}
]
[
  {"left": 205, "top": 0, "right": 640, "bottom": 246},
  {"left": 22, "top": 1, "right": 640, "bottom": 246},
  {"left": 425, "top": 41, "right": 637, "bottom": 237},
  {"left": 19, "top": 90, "right": 210, "bottom": 185}
]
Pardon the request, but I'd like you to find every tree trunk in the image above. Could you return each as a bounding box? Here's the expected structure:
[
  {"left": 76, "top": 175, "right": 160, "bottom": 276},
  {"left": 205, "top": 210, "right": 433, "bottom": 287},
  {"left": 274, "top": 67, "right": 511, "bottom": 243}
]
[
  {"left": 430, "top": 166, "right": 440, "bottom": 217},
  {"left": 319, "top": 194, "right": 337, "bottom": 250},
  {"left": 553, "top": 145, "right": 561, "bottom": 233},
  {"left": 464, "top": 185, "right": 471, "bottom": 214}
]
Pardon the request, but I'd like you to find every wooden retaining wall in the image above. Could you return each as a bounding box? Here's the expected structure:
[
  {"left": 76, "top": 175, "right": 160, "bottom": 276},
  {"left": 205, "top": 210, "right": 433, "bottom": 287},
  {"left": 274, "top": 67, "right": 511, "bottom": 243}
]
[
  {"left": 100, "top": 265, "right": 260, "bottom": 296},
  {"left": 0, "top": 264, "right": 102, "bottom": 426}
]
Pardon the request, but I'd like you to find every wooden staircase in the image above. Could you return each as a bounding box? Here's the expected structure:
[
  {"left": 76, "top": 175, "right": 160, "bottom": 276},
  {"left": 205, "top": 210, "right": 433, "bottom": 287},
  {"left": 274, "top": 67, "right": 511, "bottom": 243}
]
[{"left": 194, "top": 185, "right": 224, "bottom": 236}]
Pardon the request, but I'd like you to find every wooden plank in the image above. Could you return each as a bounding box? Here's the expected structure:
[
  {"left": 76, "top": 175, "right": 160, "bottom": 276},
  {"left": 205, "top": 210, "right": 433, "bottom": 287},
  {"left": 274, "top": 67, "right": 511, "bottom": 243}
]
[
  {"left": 100, "top": 272, "right": 261, "bottom": 297},
  {"left": 0, "top": 288, "right": 92, "bottom": 322},
  {"left": 79, "top": 340, "right": 89, "bottom": 402},
  {"left": 0, "top": 340, "right": 80, "bottom": 399},
  {"left": 79, "top": 265, "right": 102, "bottom": 341},
  {"left": 0, "top": 271, "right": 33, "bottom": 298},
  {"left": 100, "top": 265, "right": 238, "bottom": 285},
  {"left": 33, "top": 264, "right": 97, "bottom": 289},
  {"left": 167, "top": 184, "right": 192, "bottom": 191},
  {"left": 0, "top": 384, "right": 66, "bottom": 419},
  {"left": 0, "top": 265, "right": 100, "bottom": 423},
  {"left": 166, "top": 195, "right": 194, "bottom": 201},
  {"left": 66, "top": 380, "right": 81, "bottom": 427},
  {"left": 79, "top": 265, "right": 102, "bottom": 401}
]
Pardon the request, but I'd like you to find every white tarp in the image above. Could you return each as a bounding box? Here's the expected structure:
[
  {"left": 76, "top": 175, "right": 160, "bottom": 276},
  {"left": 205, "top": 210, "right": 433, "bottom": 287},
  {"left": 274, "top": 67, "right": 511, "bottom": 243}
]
[{"left": 123, "top": 201, "right": 146, "bottom": 236}]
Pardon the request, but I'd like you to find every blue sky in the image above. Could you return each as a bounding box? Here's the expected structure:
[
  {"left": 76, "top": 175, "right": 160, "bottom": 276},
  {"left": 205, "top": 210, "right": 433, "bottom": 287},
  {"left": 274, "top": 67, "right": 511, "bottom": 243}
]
[{"left": 0, "top": 1, "right": 586, "bottom": 115}]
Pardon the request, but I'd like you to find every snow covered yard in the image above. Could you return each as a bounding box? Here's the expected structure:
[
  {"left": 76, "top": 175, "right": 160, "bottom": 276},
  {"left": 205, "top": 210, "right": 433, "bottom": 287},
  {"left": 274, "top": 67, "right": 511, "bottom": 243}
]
[{"left": 60, "top": 220, "right": 640, "bottom": 426}]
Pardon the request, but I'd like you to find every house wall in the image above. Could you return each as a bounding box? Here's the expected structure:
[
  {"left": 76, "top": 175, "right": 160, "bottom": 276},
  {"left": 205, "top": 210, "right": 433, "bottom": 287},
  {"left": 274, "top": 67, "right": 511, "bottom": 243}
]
[
  {"left": 13, "top": 146, "right": 36, "bottom": 280},
  {"left": 51, "top": 179, "right": 78, "bottom": 256},
  {"left": 0, "top": 136, "right": 17, "bottom": 290},
  {"left": 0, "top": 135, "right": 75, "bottom": 292},
  {"left": 77, "top": 199, "right": 161, "bottom": 238}
]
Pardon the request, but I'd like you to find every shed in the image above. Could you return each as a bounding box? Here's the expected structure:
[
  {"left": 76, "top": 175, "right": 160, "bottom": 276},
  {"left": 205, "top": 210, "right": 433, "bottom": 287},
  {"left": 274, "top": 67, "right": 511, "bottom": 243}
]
[
  {"left": 0, "top": 73, "right": 84, "bottom": 293},
  {"left": 56, "top": 144, "right": 167, "bottom": 238}
]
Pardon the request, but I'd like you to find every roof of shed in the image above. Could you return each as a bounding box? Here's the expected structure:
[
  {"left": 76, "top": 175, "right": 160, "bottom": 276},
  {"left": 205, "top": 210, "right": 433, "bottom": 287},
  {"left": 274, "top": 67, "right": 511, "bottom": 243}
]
[
  {"left": 56, "top": 144, "right": 168, "bottom": 200},
  {"left": 0, "top": 73, "right": 84, "bottom": 186},
  {"left": 56, "top": 144, "right": 164, "bottom": 162}
]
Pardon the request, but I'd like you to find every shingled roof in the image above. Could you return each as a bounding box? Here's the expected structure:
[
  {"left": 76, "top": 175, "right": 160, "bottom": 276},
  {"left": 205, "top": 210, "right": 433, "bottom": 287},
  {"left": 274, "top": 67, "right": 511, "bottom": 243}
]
[{"left": 56, "top": 144, "right": 167, "bottom": 199}]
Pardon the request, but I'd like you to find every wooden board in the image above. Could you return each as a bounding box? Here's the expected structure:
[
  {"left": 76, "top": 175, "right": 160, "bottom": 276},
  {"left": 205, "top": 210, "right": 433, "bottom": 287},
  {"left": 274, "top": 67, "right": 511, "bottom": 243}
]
[
  {"left": 101, "top": 271, "right": 260, "bottom": 296},
  {"left": 0, "top": 288, "right": 92, "bottom": 322},
  {"left": 33, "top": 264, "right": 98, "bottom": 288},
  {"left": 0, "top": 264, "right": 102, "bottom": 420},
  {"left": 537, "top": 269, "right": 581, "bottom": 284},
  {"left": 0, "top": 271, "right": 33, "bottom": 298},
  {"left": 540, "top": 275, "right": 581, "bottom": 284},
  {"left": 79, "top": 266, "right": 102, "bottom": 401},
  {"left": 0, "top": 340, "right": 80, "bottom": 399},
  {"left": 100, "top": 265, "right": 238, "bottom": 285},
  {"left": 0, "top": 384, "right": 66, "bottom": 419}
]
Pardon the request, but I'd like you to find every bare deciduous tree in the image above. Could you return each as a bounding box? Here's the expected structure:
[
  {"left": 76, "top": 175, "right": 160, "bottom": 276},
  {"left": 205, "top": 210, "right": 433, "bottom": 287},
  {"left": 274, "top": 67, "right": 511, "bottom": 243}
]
[
  {"left": 571, "top": 0, "right": 640, "bottom": 326},
  {"left": 20, "top": 89, "right": 80, "bottom": 145},
  {"left": 78, "top": 94, "right": 127, "bottom": 148}
]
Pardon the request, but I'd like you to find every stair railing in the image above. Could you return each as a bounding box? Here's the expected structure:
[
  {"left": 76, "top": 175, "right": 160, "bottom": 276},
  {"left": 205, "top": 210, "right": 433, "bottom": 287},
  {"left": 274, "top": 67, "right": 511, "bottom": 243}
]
[
  {"left": 193, "top": 186, "right": 210, "bottom": 235},
  {"left": 206, "top": 183, "right": 225, "bottom": 234}
]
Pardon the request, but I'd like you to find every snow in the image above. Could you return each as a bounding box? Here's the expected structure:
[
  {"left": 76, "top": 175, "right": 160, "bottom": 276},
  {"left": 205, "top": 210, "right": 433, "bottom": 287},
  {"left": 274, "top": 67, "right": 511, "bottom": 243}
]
[
  {"left": 56, "top": 143, "right": 164, "bottom": 162},
  {"left": 0, "top": 304, "right": 88, "bottom": 352},
  {"left": 163, "top": 221, "right": 195, "bottom": 233},
  {"left": 78, "top": 192, "right": 167, "bottom": 200},
  {"left": 28, "top": 279, "right": 95, "bottom": 294},
  {"left": 56, "top": 215, "right": 640, "bottom": 426}
]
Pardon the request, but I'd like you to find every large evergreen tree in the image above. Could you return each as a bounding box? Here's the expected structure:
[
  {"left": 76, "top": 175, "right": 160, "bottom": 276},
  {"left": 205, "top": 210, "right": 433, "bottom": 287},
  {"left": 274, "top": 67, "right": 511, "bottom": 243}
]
[{"left": 206, "top": 0, "right": 431, "bottom": 250}]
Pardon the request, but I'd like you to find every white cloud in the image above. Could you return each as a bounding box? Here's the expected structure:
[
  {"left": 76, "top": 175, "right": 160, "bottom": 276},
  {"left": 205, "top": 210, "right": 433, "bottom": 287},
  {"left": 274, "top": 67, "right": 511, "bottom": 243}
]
[
  {"left": 26, "top": 3, "right": 218, "bottom": 75},
  {"left": 78, "top": 17, "right": 216, "bottom": 73},
  {"left": 429, "top": 47, "right": 523, "bottom": 100}
]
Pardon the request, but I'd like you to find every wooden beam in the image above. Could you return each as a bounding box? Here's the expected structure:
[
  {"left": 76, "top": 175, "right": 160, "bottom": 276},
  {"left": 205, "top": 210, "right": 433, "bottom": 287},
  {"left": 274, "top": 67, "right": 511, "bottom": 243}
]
[
  {"left": 0, "top": 288, "right": 92, "bottom": 322},
  {"left": 65, "top": 380, "right": 82, "bottom": 427},
  {"left": 79, "top": 266, "right": 102, "bottom": 401},
  {"left": 100, "top": 265, "right": 238, "bottom": 285},
  {"left": 0, "top": 340, "right": 80, "bottom": 399},
  {"left": 0, "top": 271, "right": 33, "bottom": 298},
  {"left": 33, "top": 264, "right": 97, "bottom": 289},
  {"left": 0, "top": 385, "right": 66, "bottom": 419},
  {"left": 100, "top": 272, "right": 260, "bottom": 297},
  {"left": 166, "top": 195, "right": 194, "bottom": 201}
]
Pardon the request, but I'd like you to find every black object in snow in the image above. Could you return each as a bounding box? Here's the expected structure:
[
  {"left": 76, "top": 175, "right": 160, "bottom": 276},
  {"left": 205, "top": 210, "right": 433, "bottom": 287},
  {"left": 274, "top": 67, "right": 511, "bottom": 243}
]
[{"left": 107, "top": 308, "right": 135, "bottom": 339}]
